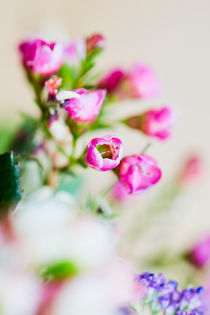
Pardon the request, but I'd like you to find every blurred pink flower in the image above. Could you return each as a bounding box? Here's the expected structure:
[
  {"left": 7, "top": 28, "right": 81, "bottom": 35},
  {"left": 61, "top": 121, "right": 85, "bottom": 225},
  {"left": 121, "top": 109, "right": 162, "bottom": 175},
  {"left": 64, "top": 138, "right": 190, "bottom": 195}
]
[
  {"left": 98, "top": 68, "right": 125, "bottom": 93},
  {"left": 179, "top": 156, "right": 202, "bottom": 184},
  {"left": 118, "top": 154, "right": 162, "bottom": 194},
  {"left": 127, "top": 106, "right": 176, "bottom": 140},
  {"left": 85, "top": 135, "right": 123, "bottom": 171},
  {"left": 45, "top": 77, "right": 62, "bottom": 96},
  {"left": 126, "top": 63, "right": 162, "bottom": 99},
  {"left": 112, "top": 181, "right": 130, "bottom": 202},
  {"left": 189, "top": 235, "right": 210, "bottom": 268},
  {"left": 19, "top": 38, "right": 63, "bottom": 75},
  {"left": 86, "top": 33, "right": 106, "bottom": 51},
  {"left": 64, "top": 39, "right": 86, "bottom": 66},
  {"left": 61, "top": 88, "right": 106, "bottom": 124}
]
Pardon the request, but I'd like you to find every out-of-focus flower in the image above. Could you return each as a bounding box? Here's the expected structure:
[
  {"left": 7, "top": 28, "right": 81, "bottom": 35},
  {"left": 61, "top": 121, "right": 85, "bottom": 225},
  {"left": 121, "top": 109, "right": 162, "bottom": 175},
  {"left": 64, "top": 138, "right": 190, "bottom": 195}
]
[
  {"left": 98, "top": 68, "right": 125, "bottom": 93},
  {"left": 137, "top": 272, "right": 204, "bottom": 315},
  {"left": 188, "top": 235, "right": 210, "bottom": 268},
  {"left": 12, "top": 189, "right": 113, "bottom": 270},
  {"left": 19, "top": 38, "right": 63, "bottom": 75},
  {"left": 64, "top": 39, "right": 86, "bottom": 66},
  {"left": 53, "top": 260, "right": 135, "bottom": 315},
  {"left": 98, "top": 63, "right": 161, "bottom": 100},
  {"left": 111, "top": 181, "right": 130, "bottom": 202},
  {"left": 45, "top": 76, "right": 62, "bottom": 96},
  {"left": 0, "top": 268, "right": 41, "bottom": 315},
  {"left": 48, "top": 116, "right": 72, "bottom": 142},
  {"left": 179, "top": 156, "right": 202, "bottom": 184},
  {"left": 125, "top": 63, "right": 162, "bottom": 99},
  {"left": 57, "top": 88, "right": 106, "bottom": 124},
  {"left": 86, "top": 33, "right": 106, "bottom": 52},
  {"left": 126, "top": 106, "right": 176, "bottom": 140},
  {"left": 85, "top": 135, "right": 123, "bottom": 171},
  {"left": 118, "top": 154, "right": 161, "bottom": 194}
]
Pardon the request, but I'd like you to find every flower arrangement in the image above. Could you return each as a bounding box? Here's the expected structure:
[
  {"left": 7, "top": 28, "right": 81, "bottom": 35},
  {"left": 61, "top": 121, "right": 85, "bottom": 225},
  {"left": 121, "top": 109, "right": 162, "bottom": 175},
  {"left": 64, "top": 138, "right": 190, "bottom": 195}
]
[{"left": 0, "top": 33, "right": 208, "bottom": 315}]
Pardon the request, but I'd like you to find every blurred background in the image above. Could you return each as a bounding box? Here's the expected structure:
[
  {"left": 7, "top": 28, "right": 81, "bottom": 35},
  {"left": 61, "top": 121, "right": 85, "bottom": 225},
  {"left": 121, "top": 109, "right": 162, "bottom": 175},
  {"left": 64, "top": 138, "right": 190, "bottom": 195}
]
[{"left": 1, "top": 0, "right": 210, "bottom": 270}]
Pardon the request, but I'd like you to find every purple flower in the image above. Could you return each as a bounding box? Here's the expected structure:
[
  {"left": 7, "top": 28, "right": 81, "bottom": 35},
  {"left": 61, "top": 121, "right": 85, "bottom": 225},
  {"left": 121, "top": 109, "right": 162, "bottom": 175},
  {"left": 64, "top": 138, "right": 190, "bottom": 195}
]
[
  {"left": 137, "top": 272, "right": 204, "bottom": 315},
  {"left": 19, "top": 38, "right": 63, "bottom": 75},
  {"left": 85, "top": 135, "right": 123, "bottom": 171}
]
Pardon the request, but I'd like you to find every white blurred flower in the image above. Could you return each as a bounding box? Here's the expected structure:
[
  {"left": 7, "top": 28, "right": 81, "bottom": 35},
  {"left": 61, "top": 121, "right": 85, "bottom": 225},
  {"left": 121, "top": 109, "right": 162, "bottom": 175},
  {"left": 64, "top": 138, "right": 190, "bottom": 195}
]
[
  {"left": 0, "top": 267, "right": 41, "bottom": 315},
  {"left": 13, "top": 189, "right": 114, "bottom": 271}
]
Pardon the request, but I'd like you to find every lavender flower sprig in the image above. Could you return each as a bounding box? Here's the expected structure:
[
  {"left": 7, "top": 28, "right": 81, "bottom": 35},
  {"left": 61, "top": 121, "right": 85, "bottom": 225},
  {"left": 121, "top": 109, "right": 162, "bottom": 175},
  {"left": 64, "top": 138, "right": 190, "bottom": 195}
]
[{"left": 137, "top": 273, "right": 204, "bottom": 315}]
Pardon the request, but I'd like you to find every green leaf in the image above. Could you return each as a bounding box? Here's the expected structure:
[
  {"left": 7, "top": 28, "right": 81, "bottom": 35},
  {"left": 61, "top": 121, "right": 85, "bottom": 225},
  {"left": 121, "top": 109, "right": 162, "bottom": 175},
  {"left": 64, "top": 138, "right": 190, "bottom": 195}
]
[
  {"left": 58, "top": 63, "right": 77, "bottom": 90},
  {"left": 41, "top": 261, "right": 79, "bottom": 281},
  {"left": 58, "top": 173, "right": 84, "bottom": 197},
  {"left": 0, "top": 152, "right": 22, "bottom": 212},
  {"left": 10, "top": 116, "right": 38, "bottom": 155}
]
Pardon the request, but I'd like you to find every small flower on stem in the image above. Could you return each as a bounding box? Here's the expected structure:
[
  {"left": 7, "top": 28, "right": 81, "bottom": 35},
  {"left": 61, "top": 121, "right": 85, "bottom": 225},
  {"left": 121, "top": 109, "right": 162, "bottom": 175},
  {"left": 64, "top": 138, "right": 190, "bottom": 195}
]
[
  {"left": 86, "top": 33, "right": 106, "bottom": 52},
  {"left": 64, "top": 39, "right": 86, "bottom": 66},
  {"left": 179, "top": 156, "right": 202, "bottom": 184},
  {"left": 126, "top": 106, "right": 176, "bottom": 140},
  {"left": 45, "top": 77, "right": 62, "bottom": 97},
  {"left": 19, "top": 38, "right": 63, "bottom": 75},
  {"left": 117, "top": 154, "right": 162, "bottom": 194},
  {"left": 57, "top": 88, "right": 106, "bottom": 124},
  {"left": 98, "top": 68, "right": 125, "bottom": 93},
  {"left": 85, "top": 135, "right": 123, "bottom": 171}
]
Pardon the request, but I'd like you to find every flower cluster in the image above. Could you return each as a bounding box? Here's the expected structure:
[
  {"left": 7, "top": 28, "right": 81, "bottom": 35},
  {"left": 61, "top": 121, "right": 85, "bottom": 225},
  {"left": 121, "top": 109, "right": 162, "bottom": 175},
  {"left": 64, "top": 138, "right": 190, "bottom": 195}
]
[
  {"left": 137, "top": 273, "right": 204, "bottom": 315},
  {"left": 0, "top": 30, "right": 206, "bottom": 315}
]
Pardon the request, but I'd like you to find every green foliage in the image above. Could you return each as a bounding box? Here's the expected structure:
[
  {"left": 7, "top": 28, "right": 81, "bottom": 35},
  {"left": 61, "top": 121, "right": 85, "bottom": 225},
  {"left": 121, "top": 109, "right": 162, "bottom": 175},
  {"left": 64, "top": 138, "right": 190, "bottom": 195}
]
[
  {"left": 11, "top": 115, "right": 38, "bottom": 155},
  {"left": 0, "top": 152, "right": 21, "bottom": 212},
  {"left": 58, "top": 63, "right": 77, "bottom": 90},
  {"left": 58, "top": 173, "right": 84, "bottom": 197},
  {"left": 41, "top": 261, "right": 79, "bottom": 281}
]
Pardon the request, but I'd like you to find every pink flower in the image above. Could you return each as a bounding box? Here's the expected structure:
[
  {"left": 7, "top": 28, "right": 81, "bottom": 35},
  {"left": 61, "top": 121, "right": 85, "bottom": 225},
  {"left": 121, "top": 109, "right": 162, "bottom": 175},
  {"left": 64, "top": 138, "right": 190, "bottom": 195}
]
[
  {"left": 45, "top": 77, "right": 62, "bottom": 96},
  {"left": 126, "top": 63, "right": 162, "bottom": 99},
  {"left": 19, "top": 38, "right": 63, "bottom": 75},
  {"left": 85, "top": 135, "right": 123, "bottom": 171},
  {"left": 59, "top": 88, "right": 106, "bottom": 124},
  {"left": 189, "top": 235, "right": 210, "bottom": 268},
  {"left": 98, "top": 68, "right": 125, "bottom": 93},
  {"left": 118, "top": 154, "right": 162, "bottom": 194},
  {"left": 112, "top": 181, "right": 130, "bottom": 203},
  {"left": 179, "top": 156, "right": 202, "bottom": 184},
  {"left": 64, "top": 39, "right": 86, "bottom": 66},
  {"left": 86, "top": 33, "right": 106, "bottom": 51},
  {"left": 127, "top": 106, "right": 176, "bottom": 140}
]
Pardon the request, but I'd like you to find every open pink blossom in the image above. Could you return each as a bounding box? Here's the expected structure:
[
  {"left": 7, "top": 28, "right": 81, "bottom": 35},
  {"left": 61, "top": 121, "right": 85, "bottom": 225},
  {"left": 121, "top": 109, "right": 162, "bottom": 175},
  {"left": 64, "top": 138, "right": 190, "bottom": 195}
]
[
  {"left": 85, "top": 135, "right": 123, "bottom": 171},
  {"left": 86, "top": 33, "right": 106, "bottom": 51},
  {"left": 126, "top": 63, "right": 162, "bottom": 99},
  {"left": 64, "top": 39, "right": 86, "bottom": 66},
  {"left": 189, "top": 235, "right": 210, "bottom": 268},
  {"left": 98, "top": 68, "right": 125, "bottom": 93},
  {"left": 19, "top": 38, "right": 63, "bottom": 75},
  {"left": 118, "top": 154, "right": 162, "bottom": 194},
  {"left": 59, "top": 88, "right": 106, "bottom": 124},
  {"left": 126, "top": 106, "right": 176, "bottom": 140}
]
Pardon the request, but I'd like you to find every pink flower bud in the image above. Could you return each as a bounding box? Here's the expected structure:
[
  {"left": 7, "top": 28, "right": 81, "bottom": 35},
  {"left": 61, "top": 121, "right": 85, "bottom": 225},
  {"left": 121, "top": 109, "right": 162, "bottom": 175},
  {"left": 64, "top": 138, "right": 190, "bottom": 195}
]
[
  {"left": 179, "top": 156, "right": 202, "bottom": 184},
  {"left": 98, "top": 68, "right": 125, "bottom": 93},
  {"left": 64, "top": 39, "right": 86, "bottom": 66},
  {"left": 189, "top": 235, "right": 210, "bottom": 268},
  {"left": 85, "top": 135, "right": 123, "bottom": 171},
  {"left": 19, "top": 38, "right": 63, "bottom": 75},
  {"left": 45, "top": 77, "right": 62, "bottom": 96},
  {"left": 118, "top": 154, "right": 162, "bottom": 194},
  {"left": 127, "top": 106, "right": 176, "bottom": 140},
  {"left": 60, "top": 88, "right": 106, "bottom": 124},
  {"left": 126, "top": 63, "right": 162, "bottom": 99},
  {"left": 86, "top": 33, "right": 106, "bottom": 51}
]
